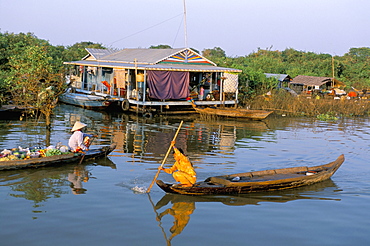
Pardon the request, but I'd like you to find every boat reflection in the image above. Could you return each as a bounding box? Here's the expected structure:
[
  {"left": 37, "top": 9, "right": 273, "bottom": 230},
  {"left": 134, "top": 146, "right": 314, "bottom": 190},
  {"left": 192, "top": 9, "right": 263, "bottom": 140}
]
[{"left": 151, "top": 180, "right": 340, "bottom": 245}]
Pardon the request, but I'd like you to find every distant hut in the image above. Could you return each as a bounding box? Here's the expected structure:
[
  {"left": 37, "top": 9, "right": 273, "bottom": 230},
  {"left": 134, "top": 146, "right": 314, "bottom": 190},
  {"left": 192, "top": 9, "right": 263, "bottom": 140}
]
[
  {"left": 289, "top": 75, "right": 345, "bottom": 95},
  {"left": 264, "top": 73, "right": 297, "bottom": 96}
]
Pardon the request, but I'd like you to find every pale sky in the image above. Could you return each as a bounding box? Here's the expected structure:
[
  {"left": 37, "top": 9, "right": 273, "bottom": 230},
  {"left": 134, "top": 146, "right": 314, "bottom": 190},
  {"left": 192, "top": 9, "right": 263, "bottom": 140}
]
[{"left": 1, "top": 0, "right": 369, "bottom": 57}]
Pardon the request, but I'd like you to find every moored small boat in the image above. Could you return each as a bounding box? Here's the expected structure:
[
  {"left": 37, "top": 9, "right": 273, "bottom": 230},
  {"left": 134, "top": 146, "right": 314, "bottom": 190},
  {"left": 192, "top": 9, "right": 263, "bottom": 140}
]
[
  {"left": 193, "top": 106, "right": 273, "bottom": 120},
  {"left": 156, "top": 154, "right": 344, "bottom": 196},
  {"left": 190, "top": 101, "right": 273, "bottom": 120},
  {"left": 0, "top": 143, "right": 116, "bottom": 171},
  {"left": 58, "top": 89, "right": 117, "bottom": 110}
]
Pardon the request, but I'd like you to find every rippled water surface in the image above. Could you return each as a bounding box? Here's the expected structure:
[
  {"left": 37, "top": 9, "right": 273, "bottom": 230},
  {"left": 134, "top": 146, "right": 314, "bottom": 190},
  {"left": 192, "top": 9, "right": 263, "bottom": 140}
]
[{"left": 1, "top": 104, "right": 370, "bottom": 246}]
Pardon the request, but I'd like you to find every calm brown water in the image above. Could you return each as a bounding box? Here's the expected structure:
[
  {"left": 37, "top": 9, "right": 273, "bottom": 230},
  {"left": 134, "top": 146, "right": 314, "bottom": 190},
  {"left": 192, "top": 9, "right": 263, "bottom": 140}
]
[{"left": 1, "top": 104, "right": 370, "bottom": 246}]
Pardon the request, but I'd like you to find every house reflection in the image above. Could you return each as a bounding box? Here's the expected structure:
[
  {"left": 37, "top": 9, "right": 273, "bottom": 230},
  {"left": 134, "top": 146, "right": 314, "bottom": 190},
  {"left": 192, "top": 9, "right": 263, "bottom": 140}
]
[
  {"left": 59, "top": 103, "right": 271, "bottom": 164},
  {"left": 110, "top": 116, "right": 269, "bottom": 162}
]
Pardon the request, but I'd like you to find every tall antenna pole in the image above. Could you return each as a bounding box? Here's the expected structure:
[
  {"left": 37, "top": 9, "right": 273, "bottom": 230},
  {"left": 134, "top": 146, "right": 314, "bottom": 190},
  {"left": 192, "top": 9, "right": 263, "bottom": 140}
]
[
  {"left": 332, "top": 56, "right": 335, "bottom": 87},
  {"left": 183, "top": 0, "right": 188, "bottom": 48}
]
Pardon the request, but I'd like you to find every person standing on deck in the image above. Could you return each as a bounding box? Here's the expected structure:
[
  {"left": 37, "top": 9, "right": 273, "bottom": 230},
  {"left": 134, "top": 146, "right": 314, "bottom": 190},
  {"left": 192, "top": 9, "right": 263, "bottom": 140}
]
[
  {"left": 68, "top": 121, "right": 93, "bottom": 153},
  {"left": 159, "top": 141, "right": 196, "bottom": 187},
  {"left": 198, "top": 85, "right": 204, "bottom": 100},
  {"left": 203, "top": 80, "right": 211, "bottom": 100}
]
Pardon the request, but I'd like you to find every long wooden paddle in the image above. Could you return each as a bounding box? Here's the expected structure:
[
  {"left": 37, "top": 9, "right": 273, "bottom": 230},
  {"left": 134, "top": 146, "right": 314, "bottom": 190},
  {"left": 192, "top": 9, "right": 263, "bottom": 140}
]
[{"left": 146, "top": 120, "right": 184, "bottom": 193}]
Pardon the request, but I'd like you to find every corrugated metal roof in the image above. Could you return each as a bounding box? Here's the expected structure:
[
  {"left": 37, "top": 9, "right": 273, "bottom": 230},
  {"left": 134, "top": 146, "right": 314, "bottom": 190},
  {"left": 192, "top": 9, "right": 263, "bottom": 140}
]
[
  {"left": 82, "top": 48, "right": 217, "bottom": 66},
  {"left": 63, "top": 60, "right": 242, "bottom": 73},
  {"left": 264, "top": 73, "right": 291, "bottom": 81},
  {"left": 84, "top": 48, "right": 116, "bottom": 60}
]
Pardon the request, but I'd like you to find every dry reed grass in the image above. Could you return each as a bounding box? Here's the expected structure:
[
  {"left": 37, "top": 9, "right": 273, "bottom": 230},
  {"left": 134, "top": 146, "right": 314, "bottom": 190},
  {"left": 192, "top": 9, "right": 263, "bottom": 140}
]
[{"left": 246, "top": 91, "right": 370, "bottom": 117}]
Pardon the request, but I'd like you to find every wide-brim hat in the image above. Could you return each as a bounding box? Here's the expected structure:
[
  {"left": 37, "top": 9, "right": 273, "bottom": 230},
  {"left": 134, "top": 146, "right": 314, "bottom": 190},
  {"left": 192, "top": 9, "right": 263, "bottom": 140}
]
[{"left": 71, "top": 121, "right": 87, "bottom": 132}]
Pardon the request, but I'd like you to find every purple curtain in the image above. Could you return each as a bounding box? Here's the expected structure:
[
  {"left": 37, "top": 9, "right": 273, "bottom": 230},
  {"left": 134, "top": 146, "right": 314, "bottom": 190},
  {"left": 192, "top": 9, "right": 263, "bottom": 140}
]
[{"left": 147, "top": 71, "right": 189, "bottom": 100}]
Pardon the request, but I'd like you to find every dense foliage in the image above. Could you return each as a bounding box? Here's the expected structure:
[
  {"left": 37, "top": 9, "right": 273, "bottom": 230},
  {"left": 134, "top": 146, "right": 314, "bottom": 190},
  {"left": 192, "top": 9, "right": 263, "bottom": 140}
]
[{"left": 1, "top": 31, "right": 370, "bottom": 114}]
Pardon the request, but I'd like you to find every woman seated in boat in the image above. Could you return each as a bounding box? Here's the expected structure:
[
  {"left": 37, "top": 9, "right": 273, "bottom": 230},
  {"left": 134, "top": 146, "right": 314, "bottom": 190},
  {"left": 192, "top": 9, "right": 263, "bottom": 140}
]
[
  {"left": 159, "top": 142, "right": 196, "bottom": 187},
  {"left": 68, "top": 121, "right": 93, "bottom": 153}
]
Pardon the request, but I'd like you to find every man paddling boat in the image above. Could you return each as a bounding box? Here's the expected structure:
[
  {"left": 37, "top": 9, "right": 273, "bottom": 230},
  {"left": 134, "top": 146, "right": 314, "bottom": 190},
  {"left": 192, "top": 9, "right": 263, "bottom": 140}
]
[{"left": 159, "top": 141, "right": 196, "bottom": 187}]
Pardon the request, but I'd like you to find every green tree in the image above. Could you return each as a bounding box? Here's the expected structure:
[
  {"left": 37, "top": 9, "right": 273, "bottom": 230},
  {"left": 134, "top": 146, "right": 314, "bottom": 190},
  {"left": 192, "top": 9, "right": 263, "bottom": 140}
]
[
  {"left": 202, "top": 47, "right": 226, "bottom": 59},
  {"left": 345, "top": 47, "right": 370, "bottom": 58},
  {"left": 62, "top": 41, "right": 105, "bottom": 62},
  {"left": 5, "top": 45, "right": 66, "bottom": 128},
  {"left": 339, "top": 47, "right": 370, "bottom": 88},
  {"left": 149, "top": 44, "right": 172, "bottom": 49},
  {"left": 0, "top": 32, "right": 51, "bottom": 104}
]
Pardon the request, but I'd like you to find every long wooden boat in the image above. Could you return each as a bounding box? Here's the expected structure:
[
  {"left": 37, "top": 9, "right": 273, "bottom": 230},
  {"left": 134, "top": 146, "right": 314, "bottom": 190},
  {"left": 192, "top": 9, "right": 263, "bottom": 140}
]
[
  {"left": 193, "top": 106, "right": 273, "bottom": 120},
  {"left": 191, "top": 101, "right": 272, "bottom": 120},
  {"left": 59, "top": 90, "right": 117, "bottom": 110},
  {"left": 156, "top": 154, "right": 344, "bottom": 196},
  {"left": 155, "top": 180, "right": 340, "bottom": 207},
  {"left": 0, "top": 143, "right": 116, "bottom": 171}
]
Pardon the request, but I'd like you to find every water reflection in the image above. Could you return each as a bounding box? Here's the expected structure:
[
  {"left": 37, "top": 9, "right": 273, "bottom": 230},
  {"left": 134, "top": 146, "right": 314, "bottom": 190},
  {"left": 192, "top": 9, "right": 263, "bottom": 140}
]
[
  {"left": 151, "top": 194, "right": 195, "bottom": 245},
  {"left": 68, "top": 165, "right": 90, "bottom": 195},
  {"left": 109, "top": 114, "right": 272, "bottom": 166},
  {"left": 3, "top": 104, "right": 370, "bottom": 245},
  {"left": 150, "top": 179, "right": 341, "bottom": 245},
  {"left": 0, "top": 158, "right": 116, "bottom": 213},
  {"left": 25, "top": 104, "right": 275, "bottom": 167}
]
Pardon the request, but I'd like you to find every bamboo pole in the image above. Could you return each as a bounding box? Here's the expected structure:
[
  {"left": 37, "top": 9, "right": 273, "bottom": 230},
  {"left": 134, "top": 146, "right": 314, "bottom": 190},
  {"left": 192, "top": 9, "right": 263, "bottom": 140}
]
[
  {"left": 135, "top": 58, "right": 139, "bottom": 114},
  {"left": 183, "top": 0, "right": 188, "bottom": 48},
  {"left": 332, "top": 56, "right": 335, "bottom": 88},
  {"left": 146, "top": 121, "right": 184, "bottom": 193}
]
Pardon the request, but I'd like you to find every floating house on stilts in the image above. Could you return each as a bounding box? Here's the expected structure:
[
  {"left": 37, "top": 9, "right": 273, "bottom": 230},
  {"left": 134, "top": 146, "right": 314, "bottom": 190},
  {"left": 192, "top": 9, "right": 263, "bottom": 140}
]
[{"left": 63, "top": 48, "right": 242, "bottom": 116}]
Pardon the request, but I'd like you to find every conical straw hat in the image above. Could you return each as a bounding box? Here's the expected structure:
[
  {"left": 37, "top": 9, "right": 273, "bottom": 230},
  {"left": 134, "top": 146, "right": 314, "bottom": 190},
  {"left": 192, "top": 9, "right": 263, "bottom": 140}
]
[{"left": 71, "top": 121, "right": 87, "bottom": 132}]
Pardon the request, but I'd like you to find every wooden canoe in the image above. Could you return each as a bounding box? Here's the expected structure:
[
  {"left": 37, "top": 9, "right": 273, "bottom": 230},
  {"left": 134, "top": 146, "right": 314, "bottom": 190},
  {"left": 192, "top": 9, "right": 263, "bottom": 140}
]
[
  {"left": 0, "top": 143, "right": 116, "bottom": 171},
  {"left": 193, "top": 106, "right": 273, "bottom": 120},
  {"left": 156, "top": 154, "right": 344, "bottom": 196},
  {"left": 156, "top": 180, "right": 340, "bottom": 206}
]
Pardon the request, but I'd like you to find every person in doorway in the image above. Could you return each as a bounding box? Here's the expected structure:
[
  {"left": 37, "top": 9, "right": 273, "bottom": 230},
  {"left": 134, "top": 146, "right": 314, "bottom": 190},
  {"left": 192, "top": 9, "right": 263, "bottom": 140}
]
[
  {"left": 198, "top": 85, "right": 204, "bottom": 100},
  {"left": 68, "top": 121, "right": 93, "bottom": 153},
  {"left": 159, "top": 141, "right": 196, "bottom": 187}
]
